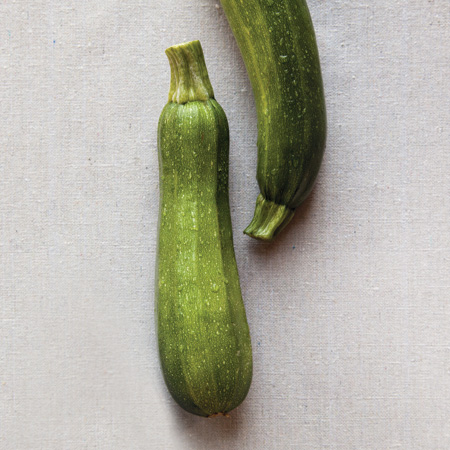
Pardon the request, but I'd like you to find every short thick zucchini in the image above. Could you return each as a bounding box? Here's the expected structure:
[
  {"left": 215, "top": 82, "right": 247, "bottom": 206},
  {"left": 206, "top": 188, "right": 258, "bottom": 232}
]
[
  {"left": 219, "top": 0, "right": 327, "bottom": 240},
  {"left": 156, "top": 40, "right": 252, "bottom": 417}
]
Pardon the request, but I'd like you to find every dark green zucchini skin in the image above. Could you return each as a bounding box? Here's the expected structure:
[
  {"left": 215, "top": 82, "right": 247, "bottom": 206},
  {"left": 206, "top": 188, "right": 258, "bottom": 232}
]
[
  {"left": 219, "top": 0, "right": 327, "bottom": 240},
  {"left": 156, "top": 41, "right": 252, "bottom": 417}
]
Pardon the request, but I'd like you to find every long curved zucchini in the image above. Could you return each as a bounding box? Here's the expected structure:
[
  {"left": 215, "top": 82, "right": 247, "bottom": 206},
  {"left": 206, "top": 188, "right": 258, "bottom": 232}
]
[
  {"left": 156, "top": 40, "right": 252, "bottom": 417},
  {"left": 219, "top": 0, "right": 327, "bottom": 241}
]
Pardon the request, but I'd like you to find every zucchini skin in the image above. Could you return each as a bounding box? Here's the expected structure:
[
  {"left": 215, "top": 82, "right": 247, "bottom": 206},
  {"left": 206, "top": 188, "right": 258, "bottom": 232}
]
[
  {"left": 156, "top": 41, "right": 252, "bottom": 417},
  {"left": 219, "top": 0, "right": 327, "bottom": 240}
]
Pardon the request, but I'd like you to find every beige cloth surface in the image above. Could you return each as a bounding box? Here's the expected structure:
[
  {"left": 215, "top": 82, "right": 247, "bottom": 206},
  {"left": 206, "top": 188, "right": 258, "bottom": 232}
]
[{"left": 1, "top": 1, "right": 449, "bottom": 448}]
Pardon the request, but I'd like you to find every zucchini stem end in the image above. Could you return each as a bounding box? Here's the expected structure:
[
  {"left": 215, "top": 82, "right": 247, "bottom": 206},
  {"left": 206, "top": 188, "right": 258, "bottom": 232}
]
[{"left": 244, "top": 194, "right": 295, "bottom": 241}]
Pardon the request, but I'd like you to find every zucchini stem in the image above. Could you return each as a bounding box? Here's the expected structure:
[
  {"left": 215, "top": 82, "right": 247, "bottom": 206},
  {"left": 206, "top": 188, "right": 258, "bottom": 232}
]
[
  {"left": 244, "top": 194, "right": 295, "bottom": 241},
  {"left": 166, "top": 40, "right": 215, "bottom": 104}
]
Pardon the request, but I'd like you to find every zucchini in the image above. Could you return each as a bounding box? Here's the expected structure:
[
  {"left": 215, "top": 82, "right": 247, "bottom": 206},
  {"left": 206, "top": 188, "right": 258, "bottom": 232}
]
[
  {"left": 219, "top": 0, "right": 327, "bottom": 240},
  {"left": 156, "top": 40, "right": 252, "bottom": 417}
]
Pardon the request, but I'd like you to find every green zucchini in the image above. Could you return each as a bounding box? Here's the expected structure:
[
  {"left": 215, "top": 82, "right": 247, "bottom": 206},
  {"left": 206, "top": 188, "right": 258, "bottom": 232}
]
[
  {"left": 156, "top": 40, "right": 252, "bottom": 417},
  {"left": 219, "top": 0, "right": 327, "bottom": 241}
]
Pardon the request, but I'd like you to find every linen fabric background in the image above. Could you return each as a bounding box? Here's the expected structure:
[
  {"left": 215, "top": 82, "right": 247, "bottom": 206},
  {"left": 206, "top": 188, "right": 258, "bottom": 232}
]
[{"left": 1, "top": 1, "right": 449, "bottom": 449}]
